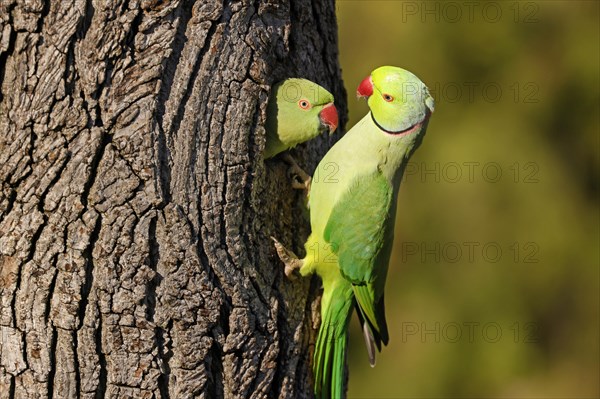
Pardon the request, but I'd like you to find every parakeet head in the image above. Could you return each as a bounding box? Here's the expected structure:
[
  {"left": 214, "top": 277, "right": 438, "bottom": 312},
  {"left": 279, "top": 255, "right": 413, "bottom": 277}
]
[
  {"left": 357, "top": 66, "right": 434, "bottom": 136},
  {"left": 273, "top": 78, "right": 339, "bottom": 136}
]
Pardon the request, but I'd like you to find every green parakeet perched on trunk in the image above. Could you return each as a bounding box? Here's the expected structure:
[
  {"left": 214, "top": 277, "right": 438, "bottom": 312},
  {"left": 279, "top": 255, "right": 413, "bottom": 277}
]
[
  {"left": 272, "top": 66, "right": 434, "bottom": 399},
  {"left": 264, "top": 78, "right": 338, "bottom": 159}
]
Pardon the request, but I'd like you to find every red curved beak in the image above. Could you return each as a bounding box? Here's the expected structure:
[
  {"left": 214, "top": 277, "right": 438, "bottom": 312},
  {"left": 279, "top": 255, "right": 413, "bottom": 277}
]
[
  {"left": 357, "top": 75, "right": 374, "bottom": 98},
  {"left": 319, "top": 103, "right": 338, "bottom": 134}
]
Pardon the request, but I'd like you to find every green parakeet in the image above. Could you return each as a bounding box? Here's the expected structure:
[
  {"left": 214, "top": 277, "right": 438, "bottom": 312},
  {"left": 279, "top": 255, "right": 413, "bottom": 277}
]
[
  {"left": 264, "top": 78, "right": 339, "bottom": 159},
  {"left": 273, "top": 66, "right": 434, "bottom": 398}
]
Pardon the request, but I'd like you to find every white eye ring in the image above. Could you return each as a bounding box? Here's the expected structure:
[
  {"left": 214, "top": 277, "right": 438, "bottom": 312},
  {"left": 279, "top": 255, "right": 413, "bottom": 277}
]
[
  {"left": 383, "top": 94, "right": 394, "bottom": 102},
  {"left": 298, "top": 99, "right": 311, "bottom": 109}
]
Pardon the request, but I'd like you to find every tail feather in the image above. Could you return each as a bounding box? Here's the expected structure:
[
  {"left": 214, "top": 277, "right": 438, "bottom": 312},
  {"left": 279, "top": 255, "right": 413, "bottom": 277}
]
[
  {"left": 362, "top": 321, "right": 376, "bottom": 367},
  {"left": 314, "top": 284, "right": 354, "bottom": 399},
  {"left": 313, "top": 322, "right": 330, "bottom": 392},
  {"left": 331, "top": 332, "right": 347, "bottom": 397},
  {"left": 354, "top": 300, "right": 378, "bottom": 367},
  {"left": 353, "top": 287, "right": 389, "bottom": 349}
]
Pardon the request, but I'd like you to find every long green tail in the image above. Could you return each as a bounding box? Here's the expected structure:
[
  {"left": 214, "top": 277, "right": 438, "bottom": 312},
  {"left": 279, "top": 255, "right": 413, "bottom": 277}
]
[{"left": 313, "top": 282, "right": 354, "bottom": 399}]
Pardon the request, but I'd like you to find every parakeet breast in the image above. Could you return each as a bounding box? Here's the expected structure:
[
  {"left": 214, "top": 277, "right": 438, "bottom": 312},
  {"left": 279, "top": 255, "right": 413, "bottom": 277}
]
[{"left": 309, "top": 113, "right": 414, "bottom": 237}]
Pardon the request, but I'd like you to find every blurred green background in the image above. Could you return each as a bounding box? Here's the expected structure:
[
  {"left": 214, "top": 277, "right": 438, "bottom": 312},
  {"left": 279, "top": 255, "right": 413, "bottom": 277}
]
[{"left": 335, "top": 1, "right": 599, "bottom": 398}]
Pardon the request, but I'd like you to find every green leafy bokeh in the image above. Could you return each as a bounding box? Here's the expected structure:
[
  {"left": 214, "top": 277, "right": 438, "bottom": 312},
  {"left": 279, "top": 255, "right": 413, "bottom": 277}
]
[{"left": 335, "top": 1, "right": 599, "bottom": 397}]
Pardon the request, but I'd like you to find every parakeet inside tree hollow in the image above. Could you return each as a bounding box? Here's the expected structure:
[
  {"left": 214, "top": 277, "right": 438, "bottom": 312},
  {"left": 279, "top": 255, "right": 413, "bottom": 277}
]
[
  {"left": 273, "top": 66, "right": 434, "bottom": 399},
  {"left": 263, "top": 78, "right": 338, "bottom": 160}
]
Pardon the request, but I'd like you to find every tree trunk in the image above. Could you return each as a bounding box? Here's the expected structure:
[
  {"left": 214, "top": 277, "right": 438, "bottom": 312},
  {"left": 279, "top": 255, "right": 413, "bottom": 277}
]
[{"left": 0, "top": 1, "right": 346, "bottom": 398}]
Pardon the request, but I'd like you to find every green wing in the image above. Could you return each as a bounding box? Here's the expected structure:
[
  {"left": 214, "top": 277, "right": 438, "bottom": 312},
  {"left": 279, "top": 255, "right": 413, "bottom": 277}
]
[{"left": 323, "top": 171, "right": 394, "bottom": 346}]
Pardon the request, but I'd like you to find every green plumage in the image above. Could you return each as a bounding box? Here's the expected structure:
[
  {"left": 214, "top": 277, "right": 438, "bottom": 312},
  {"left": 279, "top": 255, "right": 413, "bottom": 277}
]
[
  {"left": 296, "top": 66, "right": 435, "bottom": 398},
  {"left": 264, "top": 78, "right": 337, "bottom": 159},
  {"left": 313, "top": 282, "right": 353, "bottom": 399},
  {"left": 325, "top": 172, "right": 393, "bottom": 285}
]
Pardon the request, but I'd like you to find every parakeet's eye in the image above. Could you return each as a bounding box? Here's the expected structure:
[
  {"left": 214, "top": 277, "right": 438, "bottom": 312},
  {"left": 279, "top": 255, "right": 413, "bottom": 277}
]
[
  {"left": 298, "top": 99, "right": 311, "bottom": 110},
  {"left": 383, "top": 94, "right": 394, "bottom": 102}
]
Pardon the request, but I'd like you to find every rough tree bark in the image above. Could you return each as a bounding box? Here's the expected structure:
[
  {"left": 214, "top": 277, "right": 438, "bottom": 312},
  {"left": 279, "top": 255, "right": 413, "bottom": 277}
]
[{"left": 0, "top": 0, "right": 347, "bottom": 398}]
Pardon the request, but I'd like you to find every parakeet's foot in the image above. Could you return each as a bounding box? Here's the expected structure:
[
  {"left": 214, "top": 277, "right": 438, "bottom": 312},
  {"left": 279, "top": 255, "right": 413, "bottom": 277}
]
[
  {"left": 282, "top": 153, "right": 312, "bottom": 192},
  {"left": 271, "top": 236, "right": 302, "bottom": 279}
]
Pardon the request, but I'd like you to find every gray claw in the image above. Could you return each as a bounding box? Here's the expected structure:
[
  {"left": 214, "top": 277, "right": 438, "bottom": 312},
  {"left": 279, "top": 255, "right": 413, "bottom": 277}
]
[
  {"left": 271, "top": 236, "right": 302, "bottom": 280},
  {"left": 283, "top": 153, "right": 312, "bottom": 192}
]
